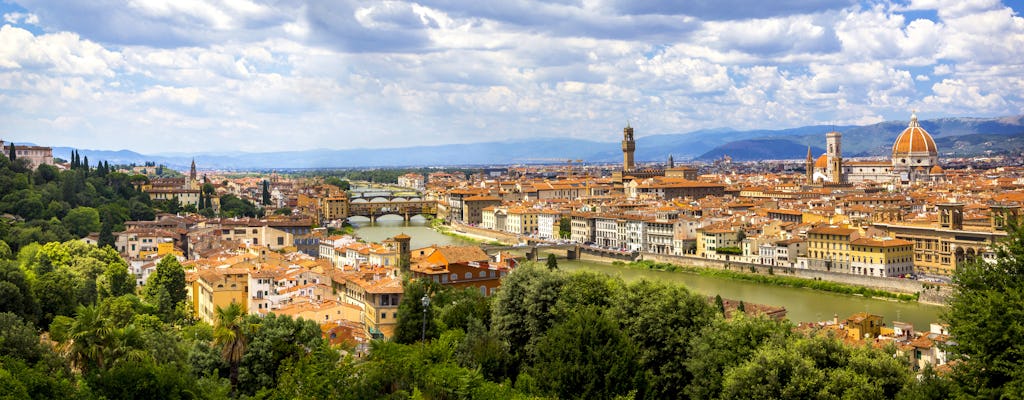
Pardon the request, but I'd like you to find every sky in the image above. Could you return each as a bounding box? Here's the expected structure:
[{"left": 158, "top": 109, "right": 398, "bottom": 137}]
[{"left": 1, "top": 0, "right": 1022, "bottom": 154}]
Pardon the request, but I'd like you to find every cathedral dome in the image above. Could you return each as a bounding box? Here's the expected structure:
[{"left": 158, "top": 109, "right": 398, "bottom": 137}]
[
  {"left": 814, "top": 154, "right": 827, "bottom": 168},
  {"left": 892, "top": 113, "right": 937, "bottom": 157}
]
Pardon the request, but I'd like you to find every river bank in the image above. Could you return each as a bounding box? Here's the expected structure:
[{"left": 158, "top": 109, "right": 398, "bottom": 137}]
[{"left": 438, "top": 222, "right": 950, "bottom": 306}]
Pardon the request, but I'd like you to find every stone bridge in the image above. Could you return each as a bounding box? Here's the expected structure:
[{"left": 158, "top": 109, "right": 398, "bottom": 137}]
[{"left": 348, "top": 196, "right": 438, "bottom": 222}]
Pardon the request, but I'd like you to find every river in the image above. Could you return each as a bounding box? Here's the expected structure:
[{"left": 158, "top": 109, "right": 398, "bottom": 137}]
[{"left": 353, "top": 220, "right": 946, "bottom": 331}]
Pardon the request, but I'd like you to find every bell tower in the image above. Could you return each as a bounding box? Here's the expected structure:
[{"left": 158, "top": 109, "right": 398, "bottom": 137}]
[
  {"left": 826, "top": 131, "right": 842, "bottom": 183},
  {"left": 622, "top": 122, "right": 635, "bottom": 172},
  {"left": 806, "top": 146, "right": 814, "bottom": 183}
]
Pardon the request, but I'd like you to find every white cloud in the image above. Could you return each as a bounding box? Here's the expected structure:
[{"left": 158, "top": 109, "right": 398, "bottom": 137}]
[{"left": 2, "top": 0, "right": 1023, "bottom": 154}]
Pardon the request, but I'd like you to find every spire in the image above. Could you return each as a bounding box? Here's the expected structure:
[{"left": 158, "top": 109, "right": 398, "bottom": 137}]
[
  {"left": 190, "top": 158, "right": 197, "bottom": 181},
  {"left": 806, "top": 145, "right": 812, "bottom": 161}
]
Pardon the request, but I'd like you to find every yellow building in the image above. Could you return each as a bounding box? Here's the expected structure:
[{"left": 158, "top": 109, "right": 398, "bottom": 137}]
[
  {"left": 805, "top": 225, "right": 861, "bottom": 273},
  {"left": 329, "top": 267, "right": 404, "bottom": 340},
  {"left": 842, "top": 312, "right": 884, "bottom": 341},
  {"left": 505, "top": 207, "right": 539, "bottom": 235},
  {"left": 849, "top": 237, "right": 914, "bottom": 277},
  {"left": 874, "top": 203, "right": 1015, "bottom": 276},
  {"left": 319, "top": 195, "right": 350, "bottom": 221},
  {"left": 272, "top": 299, "right": 361, "bottom": 325},
  {"left": 191, "top": 267, "right": 250, "bottom": 324},
  {"left": 696, "top": 227, "right": 741, "bottom": 257}
]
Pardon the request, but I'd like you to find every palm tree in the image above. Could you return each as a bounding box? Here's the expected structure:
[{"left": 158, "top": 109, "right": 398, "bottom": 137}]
[
  {"left": 51, "top": 305, "right": 112, "bottom": 373},
  {"left": 214, "top": 302, "right": 249, "bottom": 392}
]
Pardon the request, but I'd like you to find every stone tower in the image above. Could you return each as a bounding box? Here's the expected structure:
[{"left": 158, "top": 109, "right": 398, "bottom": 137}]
[
  {"left": 667, "top": 154, "right": 674, "bottom": 169},
  {"left": 826, "top": 131, "right": 842, "bottom": 183},
  {"left": 622, "top": 123, "right": 635, "bottom": 172},
  {"left": 806, "top": 146, "right": 814, "bottom": 183},
  {"left": 190, "top": 158, "right": 197, "bottom": 181},
  {"left": 938, "top": 203, "right": 964, "bottom": 230}
]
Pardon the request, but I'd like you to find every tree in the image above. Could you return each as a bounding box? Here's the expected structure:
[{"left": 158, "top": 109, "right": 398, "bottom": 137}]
[
  {"left": 0, "top": 260, "right": 37, "bottom": 322},
  {"left": 261, "top": 180, "right": 271, "bottom": 205},
  {"left": 98, "top": 215, "right": 115, "bottom": 249},
  {"left": 0, "top": 312, "right": 46, "bottom": 363},
  {"left": 8, "top": 143, "right": 15, "bottom": 160},
  {"left": 609, "top": 279, "right": 716, "bottom": 398},
  {"left": 558, "top": 216, "right": 571, "bottom": 239},
  {"left": 236, "top": 313, "right": 323, "bottom": 396},
  {"left": 945, "top": 221, "right": 1024, "bottom": 397},
  {"left": 738, "top": 301, "right": 746, "bottom": 313},
  {"left": 97, "top": 260, "right": 135, "bottom": 299},
  {"left": 393, "top": 278, "right": 440, "bottom": 344},
  {"left": 527, "top": 307, "right": 639, "bottom": 399},
  {"left": 62, "top": 206, "right": 101, "bottom": 238},
  {"left": 715, "top": 294, "right": 726, "bottom": 315},
  {"left": 546, "top": 253, "right": 558, "bottom": 270},
  {"left": 143, "top": 255, "right": 187, "bottom": 323},
  {"left": 491, "top": 264, "right": 566, "bottom": 357},
  {"left": 213, "top": 302, "right": 248, "bottom": 393},
  {"left": 685, "top": 315, "right": 793, "bottom": 399}
]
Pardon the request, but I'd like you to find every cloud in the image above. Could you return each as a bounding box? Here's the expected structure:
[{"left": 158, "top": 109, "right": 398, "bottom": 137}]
[
  {"left": 2, "top": 0, "right": 1023, "bottom": 154},
  {"left": 3, "top": 11, "right": 38, "bottom": 25},
  {"left": 605, "top": 0, "right": 856, "bottom": 20}
]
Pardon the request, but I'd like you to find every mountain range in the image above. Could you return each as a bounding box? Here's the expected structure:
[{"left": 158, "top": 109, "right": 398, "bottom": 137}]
[{"left": 46, "top": 115, "right": 1024, "bottom": 169}]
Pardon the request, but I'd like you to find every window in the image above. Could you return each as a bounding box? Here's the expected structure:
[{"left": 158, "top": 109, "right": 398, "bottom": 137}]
[
  {"left": 381, "top": 312, "right": 386, "bottom": 319},
  {"left": 277, "top": 237, "right": 284, "bottom": 246}
]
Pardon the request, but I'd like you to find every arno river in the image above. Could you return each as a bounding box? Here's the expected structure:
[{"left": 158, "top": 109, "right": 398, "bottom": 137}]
[{"left": 352, "top": 217, "right": 945, "bottom": 331}]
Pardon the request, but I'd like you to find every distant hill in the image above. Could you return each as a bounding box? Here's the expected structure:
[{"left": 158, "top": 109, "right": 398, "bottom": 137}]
[
  {"left": 697, "top": 115, "right": 1024, "bottom": 161},
  {"left": 54, "top": 114, "right": 1024, "bottom": 169},
  {"left": 697, "top": 140, "right": 825, "bottom": 162}
]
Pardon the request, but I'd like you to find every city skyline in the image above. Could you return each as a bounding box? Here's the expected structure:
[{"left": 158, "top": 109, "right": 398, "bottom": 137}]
[{"left": 1, "top": 0, "right": 1022, "bottom": 154}]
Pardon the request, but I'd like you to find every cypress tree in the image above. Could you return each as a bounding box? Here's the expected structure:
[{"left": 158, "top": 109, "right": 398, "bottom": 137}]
[
  {"left": 198, "top": 191, "right": 205, "bottom": 210},
  {"left": 7, "top": 143, "right": 15, "bottom": 160},
  {"left": 99, "top": 216, "right": 115, "bottom": 249},
  {"left": 83, "top": 155, "right": 89, "bottom": 171}
]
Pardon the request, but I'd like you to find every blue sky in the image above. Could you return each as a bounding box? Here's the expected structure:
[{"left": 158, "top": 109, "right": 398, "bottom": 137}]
[{"left": 1, "top": 0, "right": 1022, "bottom": 154}]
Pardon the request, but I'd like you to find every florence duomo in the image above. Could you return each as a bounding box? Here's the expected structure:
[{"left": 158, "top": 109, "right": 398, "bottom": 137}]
[{"left": 807, "top": 112, "right": 946, "bottom": 185}]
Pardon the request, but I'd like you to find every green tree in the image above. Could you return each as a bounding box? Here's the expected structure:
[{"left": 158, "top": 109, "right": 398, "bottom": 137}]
[
  {"left": 213, "top": 302, "right": 248, "bottom": 393},
  {"left": 0, "top": 312, "right": 46, "bottom": 363},
  {"left": 142, "top": 255, "right": 187, "bottom": 323},
  {"left": 685, "top": 315, "right": 793, "bottom": 399},
  {"left": 62, "top": 206, "right": 101, "bottom": 238},
  {"left": 97, "top": 261, "right": 135, "bottom": 299},
  {"left": 262, "top": 180, "right": 271, "bottom": 205},
  {"left": 721, "top": 341, "right": 824, "bottom": 400},
  {"left": 945, "top": 221, "right": 1024, "bottom": 397},
  {"left": 98, "top": 214, "right": 115, "bottom": 249},
  {"left": 609, "top": 279, "right": 716, "bottom": 399},
  {"left": 8, "top": 143, "right": 15, "bottom": 160},
  {"left": 558, "top": 216, "right": 571, "bottom": 239},
  {"left": 491, "top": 264, "right": 566, "bottom": 358},
  {"left": 527, "top": 307, "right": 639, "bottom": 399},
  {"left": 546, "top": 253, "right": 558, "bottom": 270},
  {"left": 236, "top": 313, "right": 323, "bottom": 396},
  {"left": 0, "top": 260, "right": 37, "bottom": 322},
  {"left": 393, "top": 279, "right": 440, "bottom": 344},
  {"left": 715, "top": 294, "right": 726, "bottom": 315}
]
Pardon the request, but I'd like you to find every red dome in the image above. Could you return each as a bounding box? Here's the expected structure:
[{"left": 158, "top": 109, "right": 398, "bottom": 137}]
[{"left": 892, "top": 113, "right": 937, "bottom": 156}]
